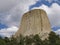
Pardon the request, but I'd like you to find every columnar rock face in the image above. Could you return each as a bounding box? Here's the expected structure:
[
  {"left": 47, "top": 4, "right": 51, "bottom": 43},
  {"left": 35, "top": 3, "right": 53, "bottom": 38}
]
[{"left": 15, "top": 9, "right": 51, "bottom": 40}]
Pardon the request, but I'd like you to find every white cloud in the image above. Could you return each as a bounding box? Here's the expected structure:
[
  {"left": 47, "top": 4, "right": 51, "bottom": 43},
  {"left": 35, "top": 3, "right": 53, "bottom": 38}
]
[
  {"left": 0, "top": 0, "right": 60, "bottom": 37},
  {"left": 45, "top": 0, "right": 53, "bottom": 3},
  {"left": 54, "top": 29, "right": 60, "bottom": 35},
  {"left": 31, "top": 3, "right": 60, "bottom": 28},
  {"left": 0, "top": 0, "right": 39, "bottom": 37},
  {"left": 0, "top": 0, "right": 20, "bottom": 13},
  {"left": 0, "top": 26, "right": 18, "bottom": 37},
  {"left": 0, "top": 0, "right": 38, "bottom": 27}
]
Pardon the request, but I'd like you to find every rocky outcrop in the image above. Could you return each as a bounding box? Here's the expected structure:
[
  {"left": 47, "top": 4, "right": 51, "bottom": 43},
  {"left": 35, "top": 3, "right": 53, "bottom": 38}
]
[{"left": 14, "top": 9, "right": 52, "bottom": 40}]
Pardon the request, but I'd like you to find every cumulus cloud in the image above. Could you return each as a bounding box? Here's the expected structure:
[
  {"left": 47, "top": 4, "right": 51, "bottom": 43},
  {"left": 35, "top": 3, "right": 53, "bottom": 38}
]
[
  {"left": 0, "top": 0, "right": 39, "bottom": 37},
  {"left": 54, "top": 29, "right": 60, "bottom": 35},
  {"left": 0, "top": 0, "right": 60, "bottom": 28},
  {"left": 31, "top": 3, "right": 60, "bottom": 28},
  {"left": 0, "top": 0, "right": 20, "bottom": 13},
  {"left": 0, "top": 26, "right": 18, "bottom": 37},
  {"left": 0, "top": 0, "right": 60, "bottom": 37},
  {"left": 45, "top": 0, "right": 54, "bottom": 3},
  {"left": 0, "top": 0, "right": 38, "bottom": 27}
]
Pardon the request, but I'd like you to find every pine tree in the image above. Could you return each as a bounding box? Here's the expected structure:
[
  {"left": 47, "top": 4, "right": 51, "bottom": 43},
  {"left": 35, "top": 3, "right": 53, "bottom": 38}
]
[{"left": 48, "top": 31, "right": 60, "bottom": 45}]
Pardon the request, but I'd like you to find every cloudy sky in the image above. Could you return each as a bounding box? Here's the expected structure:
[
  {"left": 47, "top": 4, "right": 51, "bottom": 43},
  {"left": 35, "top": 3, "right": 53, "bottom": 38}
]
[{"left": 0, "top": 0, "right": 60, "bottom": 37}]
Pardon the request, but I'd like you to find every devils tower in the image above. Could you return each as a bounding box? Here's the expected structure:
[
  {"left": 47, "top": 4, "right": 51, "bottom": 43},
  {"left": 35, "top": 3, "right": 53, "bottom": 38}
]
[{"left": 15, "top": 9, "right": 51, "bottom": 40}]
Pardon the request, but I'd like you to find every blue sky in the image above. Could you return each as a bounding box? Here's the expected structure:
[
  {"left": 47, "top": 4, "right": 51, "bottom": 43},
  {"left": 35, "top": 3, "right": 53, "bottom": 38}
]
[
  {"left": 29, "top": 0, "right": 60, "bottom": 9},
  {"left": 0, "top": 0, "right": 60, "bottom": 37}
]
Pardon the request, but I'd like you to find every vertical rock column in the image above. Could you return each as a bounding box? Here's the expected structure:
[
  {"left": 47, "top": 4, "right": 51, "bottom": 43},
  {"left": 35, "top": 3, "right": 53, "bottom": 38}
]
[{"left": 15, "top": 9, "right": 51, "bottom": 40}]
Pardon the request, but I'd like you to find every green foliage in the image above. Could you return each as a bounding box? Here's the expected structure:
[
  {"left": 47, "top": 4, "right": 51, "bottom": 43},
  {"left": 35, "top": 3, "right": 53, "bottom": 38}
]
[
  {"left": 0, "top": 39, "right": 6, "bottom": 45},
  {"left": 0, "top": 31, "right": 60, "bottom": 45},
  {"left": 19, "top": 35, "right": 25, "bottom": 45},
  {"left": 25, "top": 36, "right": 33, "bottom": 45},
  {"left": 48, "top": 31, "right": 60, "bottom": 45},
  {"left": 33, "top": 34, "right": 43, "bottom": 45}
]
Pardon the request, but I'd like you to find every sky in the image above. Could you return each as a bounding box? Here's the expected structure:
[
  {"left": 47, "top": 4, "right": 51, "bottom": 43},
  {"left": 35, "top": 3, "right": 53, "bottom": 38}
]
[{"left": 0, "top": 0, "right": 60, "bottom": 37}]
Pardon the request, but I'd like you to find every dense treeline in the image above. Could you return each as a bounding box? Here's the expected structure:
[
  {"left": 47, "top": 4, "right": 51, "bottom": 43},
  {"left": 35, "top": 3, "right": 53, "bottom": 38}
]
[{"left": 0, "top": 31, "right": 60, "bottom": 45}]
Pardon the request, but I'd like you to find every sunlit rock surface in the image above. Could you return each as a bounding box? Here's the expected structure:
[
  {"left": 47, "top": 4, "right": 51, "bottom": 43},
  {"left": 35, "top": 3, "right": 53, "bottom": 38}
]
[{"left": 15, "top": 9, "right": 52, "bottom": 40}]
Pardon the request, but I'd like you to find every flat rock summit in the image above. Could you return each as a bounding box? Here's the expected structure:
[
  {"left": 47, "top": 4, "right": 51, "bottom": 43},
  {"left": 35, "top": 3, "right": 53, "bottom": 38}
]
[{"left": 15, "top": 9, "right": 52, "bottom": 40}]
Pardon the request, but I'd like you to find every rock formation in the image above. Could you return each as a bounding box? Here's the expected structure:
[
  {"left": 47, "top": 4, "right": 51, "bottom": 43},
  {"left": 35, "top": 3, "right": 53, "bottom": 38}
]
[{"left": 14, "top": 9, "right": 52, "bottom": 40}]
